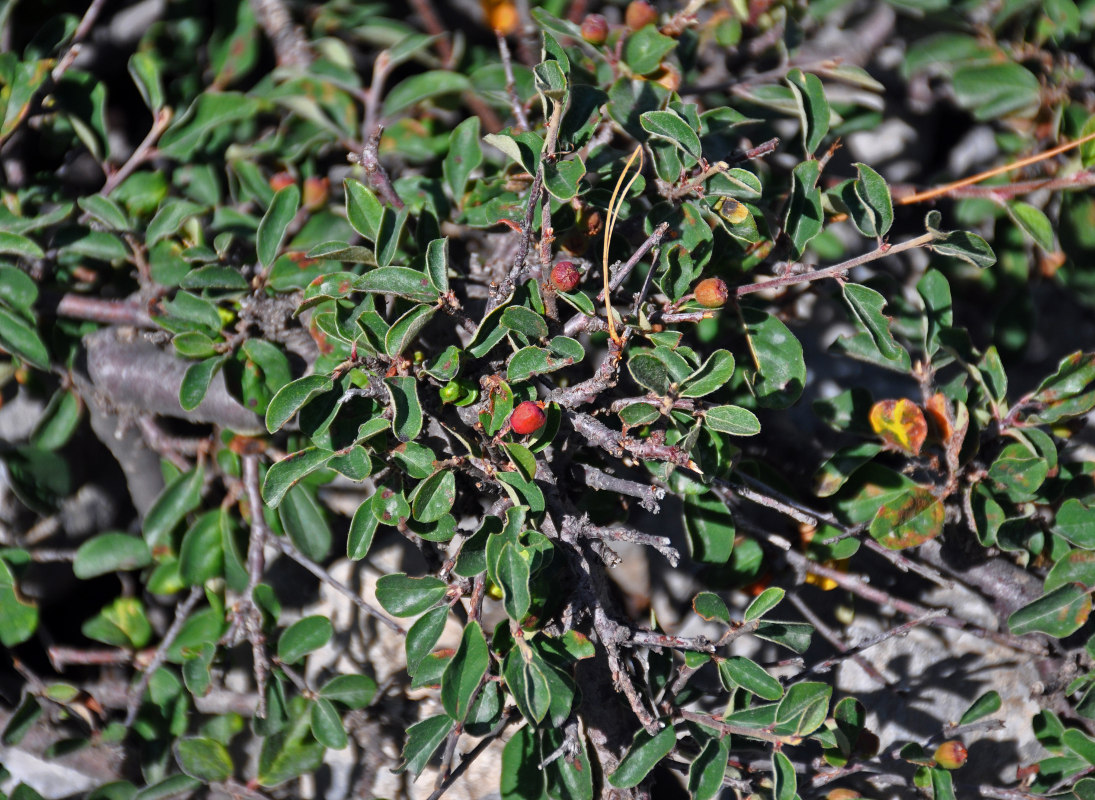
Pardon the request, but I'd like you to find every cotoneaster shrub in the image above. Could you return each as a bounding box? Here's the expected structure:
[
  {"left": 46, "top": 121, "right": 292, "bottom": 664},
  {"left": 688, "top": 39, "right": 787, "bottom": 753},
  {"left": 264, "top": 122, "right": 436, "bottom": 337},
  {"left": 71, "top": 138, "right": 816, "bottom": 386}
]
[{"left": 2, "top": 1, "right": 1095, "bottom": 799}]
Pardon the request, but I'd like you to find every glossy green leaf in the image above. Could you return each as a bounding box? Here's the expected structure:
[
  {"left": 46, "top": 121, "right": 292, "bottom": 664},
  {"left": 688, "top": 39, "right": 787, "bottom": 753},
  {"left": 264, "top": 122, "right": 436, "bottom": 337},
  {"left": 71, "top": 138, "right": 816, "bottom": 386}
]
[
  {"left": 386, "top": 304, "right": 437, "bottom": 357},
  {"left": 266, "top": 375, "right": 334, "bottom": 433},
  {"left": 842, "top": 282, "right": 904, "bottom": 363},
  {"left": 178, "top": 510, "right": 225, "bottom": 585},
  {"left": 146, "top": 199, "right": 205, "bottom": 247},
  {"left": 641, "top": 109, "right": 702, "bottom": 161},
  {"left": 741, "top": 307, "right": 805, "bottom": 408},
  {"left": 543, "top": 157, "right": 585, "bottom": 201},
  {"left": 959, "top": 691, "right": 1001, "bottom": 725},
  {"left": 815, "top": 442, "right": 882, "bottom": 498},
  {"left": 722, "top": 656, "right": 784, "bottom": 700},
  {"left": 0, "top": 231, "right": 44, "bottom": 259},
  {"left": 278, "top": 615, "right": 333, "bottom": 664},
  {"left": 128, "top": 51, "right": 164, "bottom": 111},
  {"left": 772, "top": 750, "right": 797, "bottom": 800},
  {"left": 347, "top": 496, "right": 381, "bottom": 560},
  {"left": 319, "top": 674, "right": 378, "bottom": 710},
  {"left": 175, "top": 737, "right": 232, "bottom": 782},
  {"left": 703, "top": 405, "right": 761, "bottom": 435},
  {"left": 441, "top": 621, "right": 488, "bottom": 722},
  {"left": 356, "top": 267, "right": 438, "bottom": 303},
  {"left": 680, "top": 350, "right": 735, "bottom": 397},
  {"left": 310, "top": 697, "right": 349, "bottom": 750},
  {"left": 78, "top": 195, "right": 129, "bottom": 230},
  {"left": 179, "top": 355, "right": 226, "bottom": 411},
  {"left": 683, "top": 493, "right": 735, "bottom": 564},
  {"left": 345, "top": 178, "right": 383, "bottom": 241},
  {"left": 609, "top": 725, "right": 677, "bottom": 788},
  {"left": 1054, "top": 499, "right": 1095, "bottom": 549},
  {"left": 407, "top": 606, "right": 448, "bottom": 676},
  {"left": 395, "top": 714, "right": 453, "bottom": 775},
  {"left": 0, "top": 306, "right": 49, "bottom": 369},
  {"left": 384, "top": 375, "right": 423, "bottom": 442},
  {"left": 1007, "top": 201, "right": 1054, "bottom": 251},
  {"left": 159, "top": 92, "right": 259, "bottom": 160},
  {"left": 144, "top": 466, "right": 204, "bottom": 555},
  {"left": 1009, "top": 584, "right": 1092, "bottom": 637},
  {"left": 0, "top": 558, "right": 38, "bottom": 647},
  {"left": 411, "top": 470, "right": 457, "bottom": 523},
  {"left": 74, "top": 533, "right": 152, "bottom": 579},
  {"left": 622, "top": 26, "right": 676, "bottom": 75},
  {"left": 500, "top": 723, "right": 544, "bottom": 800},
  {"left": 784, "top": 160, "right": 823, "bottom": 258},
  {"left": 278, "top": 484, "right": 330, "bottom": 561},
  {"left": 745, "top": 586, "right": 785, "bottom": 620},
  {"left": 257, "top": 185, "right": 300, "bottom": 268},
  {"left": 786, "top": 69, "right": 829, "bottom": 155},
  {"left": 502, "top": 305, "right": 549, "bottom": 340},
  {"left": 952, "top": 62, "right": 1040, "bottom": 120},
  {"left": 774, "top": 681, "right": 831, "bottom": 737},
  {"left": 444, "top": 116, "right": 482, "bottom": 204},
  {"left": 376, "top": 573, "right": 448, "bottom": 617},
  {"left": 688, "top": 735, "right": 730, "bottom": 800},
  {"left": 262, "top": 448, "right": 334, "bottom": 508}
]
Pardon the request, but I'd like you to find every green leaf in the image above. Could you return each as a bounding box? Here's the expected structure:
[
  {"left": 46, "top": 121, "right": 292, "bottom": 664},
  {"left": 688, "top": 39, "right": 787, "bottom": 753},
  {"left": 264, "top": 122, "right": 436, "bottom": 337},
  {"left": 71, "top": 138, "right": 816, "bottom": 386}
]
[
  {"left": 175, "top": 737, "right": 233, "bottom": 782},
  {"left": 641, "top": 109, "right": 702, "bottom": 162},
  {"left": 144, "top": 466, "right": 204, "bottom": 555},
  {"left": 722, "top": 656, "right": 784, "bottom": 701},
  {"left": 786, "top": 69, "right": 829, "bottom": 156},
  {"left": 406, "top": 606, "right": 448, "bottom": 676},
  {"left": 375, "top": 207, "right": 408, "bottom": 267},
  {"left": 853, "top": 163, "right": 893, "bottom": 238},
  {"left": 78, "top": 195, "right": 129, "bottom": 230},
  {"left": 0, "top": 305, "right": 49, "bottom": 370},
  {"left": 262, "top": 448, "right": 334, "bottom": 509},
  {"left": 692, "top": 591, "right": 731, "bottom": 623},
  {"left": 128, "top": 51, "right": 164, "bottom": 111},
  {"left": 384, "top": 375, "right": 423, "bottom": 442},
  {"left": 680, "top": 350, "right": 735, "bottom": 397},
  {"left": 502, "top": 305, "right": 549, "bottom": 340},
  {"left": 498, "top": 543, "right": 532, "bottom": 621},
  {"left": 0, "top": 231, "right": 44, "bottom": 259},
  {"left": 179, "top": 510, "right": 225, "bottom": 585},
  {"left": 425, "top": 237, "right": 449, "bottom": 293},
  {"left": 386, "top": 304, "right": 437, "bottom": 357},
  {"left": 952, "top": 62, "right": 1040, "bottom": 120},
  {"left": 544, "top": 157, "right": 585, "bottom": 201},
  {"left": 772, "top": 750, "right": 797, "bottom": 800},
  {"left": 345, "top": 178, "right": 383, "bottom": 241},
  {"left": 1007, "top": 201, "right": 1054, "bottom": 251},
  {"left": 755, "top": 621, "right": 814, "bottom": 654},
  {"left": 774, "top": 681, "right": 831, "bottom": 737},
  {"left": 441, "top": 621, "right": 488, "bottom": 722},
  {"left": 622, "top": 26, "right": 677, "bottom": 75},
  {"left": 356, "top": 267, "right": 439, "bottom": 303},
  {"left": 930, "top": 227, "right": 996, "bottom": 269},
  {"left": 1009, "top": 584, "right": 1092, "bottom": 637},
  {"left": 383, "top": 71, "right": 471, "bottom": 116},
  {"left": 741, "top": 307, "right": 806, "bottom": 408},
  {"left": 930, "top": 767, "right": 957, "bottom": 800},
  {"left": 278, "top": 615, "right": 333, "bottom": 664},
  {"left": 257, "top": 185, "right": 300, "bottom": 268},
  {"left": 277, "top": 484, "right": 331, "bottom": 567},
  {"left": 0, "top": 558, "right": 37, "bottom": 647},
  {"left": 347, "top": 496, "right": 381, "bottom": 560},
  {"left": 376, "top": 573, "right": 448, "bottom": 617},
  {"left": 628, "top": 352, "right": 671, "bottom": 395},
  {"left": 266, "top": 374, "right": 334, "bottom": 433},
  {"left": 784, "top": 160, "right": 823, "bottom": 258},
  {"left": 145, "top": 199, "right": 205, "bottom": 247},
  {"left": 319, "top": 674, "right": 378, "bottom": 709},
  {"left": 310, "top": 697, "right": 348, "bottom": 750},
  {"left": 868, "top": 486, "right": 945, "bottom": 550},
  {"left": 257, "top": 708, "right": 325, "bottom": 786},
  {"left": 745, "top": 586, "right": 785, "bottom": 620},
  {"left": 703, "top": 405, "right": 761, "bottom": 435},
  {"left": 1054, "top": 499, "right": 1095, "bottom": 549},
  {"left": 688, "top": 735, "right": 730, "bottom": 800},
  {"left": 73, "top": 533, "right": 151, "bottom": 579},
  {"left": 411, "top": 470, "right": 457, "bottom": 523},
  {"left": 501, "top": 723, "right": 544, "bottom": 800},
  {"left": 609, "top": 725, "right": 677, "bottom": 788},
  {"left": 0, "top": 266, "right": 37, "bottom": 311},
  {"left": 179, "top": 355, "right": 226, "bottom": 411},
  {"left": 917, "top": 268, "right": 952, "bottom": 355},
  {"left": 815, "top": 442, "right": 882, "bottom": 498},
  {"left": 683, "top": 493, "right": 735, "bottom": 564},
  {"left": 396, "top": 714, "right": 454, "bottom": 775},
  {"left": 959, "top": 691, "right": 1001, "bottom": 725},
  {"left": 444, "top": 117, "right": 482, "bottom": 205},
  {"left": 159, "top": 91, "right": 259, "bottom": 159}
]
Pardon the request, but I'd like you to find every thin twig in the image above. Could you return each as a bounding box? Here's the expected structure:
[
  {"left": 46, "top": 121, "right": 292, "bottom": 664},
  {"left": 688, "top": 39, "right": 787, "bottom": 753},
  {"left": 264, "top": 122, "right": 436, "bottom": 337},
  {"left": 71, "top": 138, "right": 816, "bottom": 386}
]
[
  {"left": 249, "top": 0, "right": 312, "bottom": 67},
  {"left": 349, "top": 125, "right": 405, "bottom": 210},
  {"left": 98, "top": 108, "right": 174, "bottom": 199},
  {"left": 574, "top": 465, "right": 665, "bottom": 514},
  {"left": 596, "top": 221, "right": 669, "bottom": 302},
  {"left": 787, "top": 592, "right": 890, "bottom": 686},
  {"left": 800, "top": 605, "right": 947, "bottom": 679},
  {"left": 497, "top": 33, "right": 529, "bottom": 131},
  {"left": 572, "top": 516, "right": 679, "bottom": 566},
  {"left": 125, "top": 586, "right": 203, "bottom": 727},
  {"left": 424, "top": 709, "right": 521, "bottom": 800},
  {"left": 239, "top": 453, "right": 271, "bottom": 718}
]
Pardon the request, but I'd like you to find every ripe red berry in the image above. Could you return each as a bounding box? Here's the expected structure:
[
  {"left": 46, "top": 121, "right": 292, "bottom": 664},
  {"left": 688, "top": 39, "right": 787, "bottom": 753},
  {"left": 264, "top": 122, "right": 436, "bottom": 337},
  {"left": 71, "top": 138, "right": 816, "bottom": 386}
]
[
  {"left": 625, "top": 0, "right": 658, "bottom": 31},
  {"left": 694, "top": 277, "right": 729, "bottom": 308},
  {"left": 933, "top": 740, "right": 968, "bottom": 770},
  {"left": 550, "top": 261, "right": 581, "bottom": 292},
  {"left": 510, "top": 401, "right": 546, "bottom": 435},
  {"left": 581, "top": 14, "right": 609, "bottom": 44}
]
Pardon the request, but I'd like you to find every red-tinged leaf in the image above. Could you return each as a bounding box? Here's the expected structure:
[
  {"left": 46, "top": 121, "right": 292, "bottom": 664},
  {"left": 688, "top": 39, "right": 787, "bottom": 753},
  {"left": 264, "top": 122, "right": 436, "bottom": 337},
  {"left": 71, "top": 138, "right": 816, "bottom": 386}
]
[
  {"left": 869, "top": 398, "right": 928, "bottom": 455},
  {"left": 869, "top": 487, "right": 945, "bottom": 550}
]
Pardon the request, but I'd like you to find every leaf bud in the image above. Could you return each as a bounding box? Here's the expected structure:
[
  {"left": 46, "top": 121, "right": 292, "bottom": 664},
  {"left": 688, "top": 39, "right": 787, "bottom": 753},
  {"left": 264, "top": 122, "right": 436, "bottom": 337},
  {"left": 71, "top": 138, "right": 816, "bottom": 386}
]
[
  {"left": 510, "top": 401, "right": 546, "bottom": 435},
  {"left": 933, "top": 740, "right": 968, "bottom": 770},
  {"left": 550, "top": 261, "right": 581, "bottom": 292},
  {"left": 694, "top": 277, "right": 729, "bottom": 308}
]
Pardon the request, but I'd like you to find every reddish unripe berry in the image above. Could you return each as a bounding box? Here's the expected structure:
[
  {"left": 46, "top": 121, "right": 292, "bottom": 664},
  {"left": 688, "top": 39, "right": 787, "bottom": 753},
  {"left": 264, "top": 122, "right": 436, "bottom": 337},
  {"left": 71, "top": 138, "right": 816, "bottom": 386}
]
[
  {"left": 625, "top": 0, "right": 658, "bottom": 30},
  {"left": 694, "top": 277, "right": 729, "bottom": 308},
  {"left": 581, "top": 13, "right": 609, "bottom": 44},
  {"left": 511, "top": 401, "right": 546, "bottom": 435},
  {"left": 302, "top": 176, "right": 329, "bottom": 210},
  {"left": 269, "top": 171, "right": 295, "bottom": 192},
  {"left": 933, "top": 741, "right": 968, "bottom": 770},
  {"left": 551, "top": 261, "right": 581, "bottom": 292}
]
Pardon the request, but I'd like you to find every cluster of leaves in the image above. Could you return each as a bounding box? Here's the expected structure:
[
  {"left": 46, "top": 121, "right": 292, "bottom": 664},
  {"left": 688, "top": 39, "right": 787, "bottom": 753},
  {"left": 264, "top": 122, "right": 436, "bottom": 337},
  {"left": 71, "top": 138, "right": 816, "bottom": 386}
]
[{"left": 4, "top": 0, "right": 1095, "bottom": 798}]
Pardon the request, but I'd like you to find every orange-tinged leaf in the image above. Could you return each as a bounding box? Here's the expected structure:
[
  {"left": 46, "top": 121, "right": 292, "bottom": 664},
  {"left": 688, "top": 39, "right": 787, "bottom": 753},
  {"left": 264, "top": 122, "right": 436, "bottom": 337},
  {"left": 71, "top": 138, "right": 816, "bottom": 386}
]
[
  {"left": 924, "top": 393, "right": 953, "bottom": 443},
  {"left": 869, "top": 487, "right": 945, "bottom": 550},
  {"left": 869, "top": 398, "right": 927, "bottom": 455}
]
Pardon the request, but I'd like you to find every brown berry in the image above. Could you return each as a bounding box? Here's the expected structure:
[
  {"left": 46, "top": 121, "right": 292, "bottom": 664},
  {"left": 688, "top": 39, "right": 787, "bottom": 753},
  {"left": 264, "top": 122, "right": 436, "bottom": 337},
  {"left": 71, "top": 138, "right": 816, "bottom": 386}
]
[
  {"left": 581, "top": 13, "right": 609, "bottom": 44},
  {"left": 550, "top": 261, "right": 581, "bottom": 292},
  {"left": 510, "top": 401, "right": 546, "bottom": 435},
  {"left": 933, "top": 740, "right": 968, "bottom": 770},
  {"left": 694, "top": 277, "right": 729, "bottom": 308},
  {"left": 302, "top": 176, "right": 329, "bottom": 210},
  {"left": 625, "top": 0, "right": 658, "bottom": 30}
]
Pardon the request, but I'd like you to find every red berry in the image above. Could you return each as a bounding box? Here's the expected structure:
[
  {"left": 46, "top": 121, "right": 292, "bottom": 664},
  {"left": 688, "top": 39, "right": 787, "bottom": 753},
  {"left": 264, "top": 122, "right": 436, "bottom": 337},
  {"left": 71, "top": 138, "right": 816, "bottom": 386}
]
[
  {"left": 269, "top": 171, "right": 295, "bottom": 192},
  {"left": 694, "top": 277, "right": 729, "bottom": 308},
  {"left": 625, "top": 0, "right": 658, "bottom": 31},
  {"left": 510, "top": 401, "right": 546, "bottom": 435},
  {"left": 933, "top": 740, "right": 968, "bottom": 770},
  {"left": 550, "top": 261, "right": 581, "bottom": 292},
  {"left": 581, "top": 14, "right": 609, "bottom": 44}
]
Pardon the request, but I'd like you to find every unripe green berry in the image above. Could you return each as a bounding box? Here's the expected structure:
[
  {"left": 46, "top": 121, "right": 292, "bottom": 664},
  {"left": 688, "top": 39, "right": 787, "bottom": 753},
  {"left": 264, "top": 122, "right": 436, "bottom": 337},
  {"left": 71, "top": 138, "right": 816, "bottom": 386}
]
[
  {"left": 440, "top": 379, "right": 462, "bottom": 404},
  {"left": 551, "top": 261, "right": 581, "bottom": 292},
  {"left": 694, "top": 277, "right": 729, "bottom": 308},
  {"left": 581, "top": 14, "right": 609, "bottom": 44},
  {"left": 511, "top": 401, "right": 546, "bottom": 435},
  {"left": 933, "top": 740, "right": 968, "bottom": 770}
]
